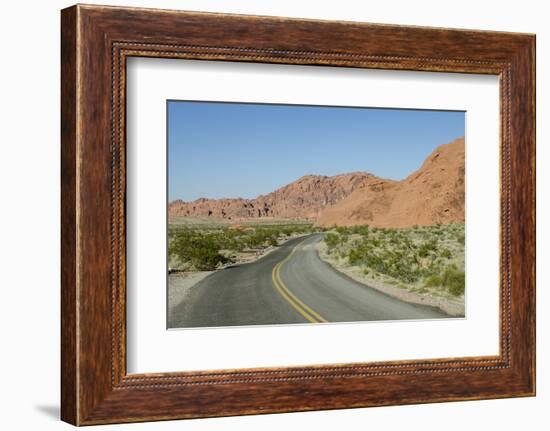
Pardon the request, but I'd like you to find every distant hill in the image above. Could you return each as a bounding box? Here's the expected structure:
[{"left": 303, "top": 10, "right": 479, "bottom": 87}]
[
  {"left": 168, "top": 172, "right": 372, "bottom": 221},
  {"left": 169, "top": 137, "right": 465, "bottom": 228},
  {"left": 315, "top": 137, "right": 465, "bottom": 228}
]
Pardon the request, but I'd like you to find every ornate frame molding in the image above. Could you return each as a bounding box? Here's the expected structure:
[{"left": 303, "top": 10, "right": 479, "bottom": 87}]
[{"left": 61, "top": 5, "right": 535, "bottom": 425}]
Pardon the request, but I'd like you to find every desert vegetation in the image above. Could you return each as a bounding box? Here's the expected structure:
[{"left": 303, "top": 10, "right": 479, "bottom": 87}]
[
  {"left": 322, "top": 223, "right": 465, "bottom": 298},
  {"left": 168, "top": 221, "right": 315, "bottom": 271}
]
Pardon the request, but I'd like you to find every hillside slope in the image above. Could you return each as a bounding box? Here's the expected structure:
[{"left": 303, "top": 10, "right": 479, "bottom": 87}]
[
  {"left": 169, "top": 172, "right": 372, "bottom": 221},
  {"left": 315, "top": 137, "right": 465, "bottom": 228}
]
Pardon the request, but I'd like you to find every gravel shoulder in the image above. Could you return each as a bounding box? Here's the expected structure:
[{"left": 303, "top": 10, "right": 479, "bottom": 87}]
[{"left": 168, "top": 271, "right": 214, "bottom": 326}]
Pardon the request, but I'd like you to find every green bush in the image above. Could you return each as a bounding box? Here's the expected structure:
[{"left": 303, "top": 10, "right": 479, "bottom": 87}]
[
  {"left": 439, "top": 248, "right": 452, "bottom": 259},
  {"left": 319, "top": 223, "right": 465, "bottom": 290},
  {"left": 418, "top": 239, "right": 438, "bottom": 257},
  {"left": 169, "top": 229, "right": 228, "bottom": 270},
  {"left": 424, "top": 274, "right": 443, "bottom": 287},
  {"left": 168, "top": 223, "right": 316, "bottom": 271},
  {"left": 324, "top": 233, "right": 340, "bottom": 249},
  {"left": 190, "top": 245, "right": 227, "bottom": 270},
  {"left": 347, "top": 248, "right": 363, "bottom": 266},
  {"left": 442, "top": 265, "right": 465, "bottom": 296},
  {"left": 350, "top": 225, "right": 370, "bottom": 236}
]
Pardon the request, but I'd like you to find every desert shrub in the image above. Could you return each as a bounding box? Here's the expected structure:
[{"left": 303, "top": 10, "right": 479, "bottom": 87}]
[
  {"left": 190, "top": 245, "right": 228, "bottom": 270},
  {"left": 418, "top": 239, "right": 438, "bottom": 257},
  {"left": 324, "top": 233, "right": 340, "bottom": 249},
  {"left": 168, "top": 222, "right": 317, "bottom": 271},
  {"left": 442, "top": 265, "right": 465, "bottom": 296},
  {"left": 335, "top": 226, "right": 348, "bottom": 235},
  {"left": 347, "top": 248, "right": 363, "bottom": 266},
  {"left": 424, "top": 274, "right": 443, "bottom": 287},
  {"left": 369, "top": 237, "right": 381, "bottom": 248},
  {"left": 439, "top": 248, "right": 452, "bottom": 259},
  {"left": 170, "top": 229, "right": 228, "bottom": 270},
  {"left": 333, "top": 223, "right": 466, "bottom": 289},
  {"left": 245, "top": 229, "right": 276, "bottom": 248},
  {"left": 350, "top": 225, "right": 370, "bottom": 236}
]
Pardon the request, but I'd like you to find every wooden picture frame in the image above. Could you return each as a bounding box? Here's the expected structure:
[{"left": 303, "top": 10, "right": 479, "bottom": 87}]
[{"left": 61, "top": 4, "right": 535, "bottom": 425}]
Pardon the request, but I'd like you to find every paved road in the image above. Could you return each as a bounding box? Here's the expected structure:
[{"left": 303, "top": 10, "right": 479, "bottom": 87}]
[{"left": 168, "top": 234, "right": 448, "bottom": 328}]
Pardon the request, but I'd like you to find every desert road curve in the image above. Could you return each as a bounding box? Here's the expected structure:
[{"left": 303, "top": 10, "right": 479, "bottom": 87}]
[{"left": 168, "top": 234, "right": 449, "bottom": 328}]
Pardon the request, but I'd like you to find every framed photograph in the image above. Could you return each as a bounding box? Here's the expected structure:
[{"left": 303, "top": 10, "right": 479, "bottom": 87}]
[
  {"left": 61, "top": 4, "right": 535, "bottom": 425},
  {"left": 165, "top": 101, "right": 465, "bottom": 330}
]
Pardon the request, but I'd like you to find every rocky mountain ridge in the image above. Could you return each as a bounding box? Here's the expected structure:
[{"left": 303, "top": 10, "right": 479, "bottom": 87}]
[
  {"left": 315, "top": 137, "right": 465, "bottom": 227},
  {"left": 169, "top": 172, "right": 373, "bottom": 221},
  {"left": 169, "top": 137, "right": 465, "bottom": 228}
]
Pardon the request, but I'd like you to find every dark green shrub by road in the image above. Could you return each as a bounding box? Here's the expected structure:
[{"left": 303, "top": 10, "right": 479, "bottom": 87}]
[
  {"left": 442, "top": 264, "right": 466, "bottom": 296},
  {"left": 168, "top": 223, "right": 314, "bottom": 271},
  {"left": 169, "top": 229, "right": 228, "bottom": 270},
  {"left": 324, "top": 232, "right": 340, "bottom": 250}
]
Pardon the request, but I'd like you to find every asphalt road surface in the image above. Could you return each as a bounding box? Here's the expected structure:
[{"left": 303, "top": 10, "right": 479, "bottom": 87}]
[{"left": 168, "top": 233, "right": 449, "bottom": 328}]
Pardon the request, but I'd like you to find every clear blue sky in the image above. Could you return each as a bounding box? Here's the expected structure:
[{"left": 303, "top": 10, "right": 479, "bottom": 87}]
[{"left": 168, "top": 101, "right": 464, "bottom": 202}]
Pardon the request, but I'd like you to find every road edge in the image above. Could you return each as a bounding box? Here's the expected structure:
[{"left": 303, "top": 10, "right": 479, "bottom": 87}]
[{"left": 314, "top": 238, "right": 464, "bottom": 317}]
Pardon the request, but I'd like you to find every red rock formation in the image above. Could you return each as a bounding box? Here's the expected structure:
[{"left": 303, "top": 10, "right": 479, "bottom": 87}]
[
  {"left": 168, "top": 172, "right": 372, "bottom": 221},
  {"left": 315, "top": 137, "right": 465, "bottom": 228},
  {"left": 169, "top": 137, "right": 465, "bottom": 228}
]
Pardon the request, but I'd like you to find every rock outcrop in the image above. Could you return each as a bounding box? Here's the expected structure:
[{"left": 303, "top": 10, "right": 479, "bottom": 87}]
[
  {"left": 315, "top": 137, "right": 465, "bottom": 228},
  {"left": 169, "top": 172, "right": 372, "bottom": 221},
  {"left": 169, "top": 137, "right": 465, "bottom": 228}
]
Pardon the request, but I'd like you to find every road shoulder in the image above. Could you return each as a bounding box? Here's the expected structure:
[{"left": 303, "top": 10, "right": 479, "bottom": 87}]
[{"left": 315, "top": 240, "right": 465, "bottom": 317}]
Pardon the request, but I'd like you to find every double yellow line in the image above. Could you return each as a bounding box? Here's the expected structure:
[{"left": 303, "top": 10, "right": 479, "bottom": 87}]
[{"left": 271, "top": 238, "right": 328, "bottom": 323}]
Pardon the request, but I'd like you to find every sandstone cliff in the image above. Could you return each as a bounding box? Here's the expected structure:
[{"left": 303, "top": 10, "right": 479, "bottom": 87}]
[
  {"left": 169, "top": 172, "right": 372, "bottom": 221},
  {"left": 315, "top": 137, "right": 465, "bottom": 228},
  {"left": 169, "top": 137, "right": 465, "bottom": 228}
]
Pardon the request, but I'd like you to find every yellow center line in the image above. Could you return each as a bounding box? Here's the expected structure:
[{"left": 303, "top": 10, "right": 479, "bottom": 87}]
[{"left": 271, "top": 237, "right": 328, "bottom": 323}]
